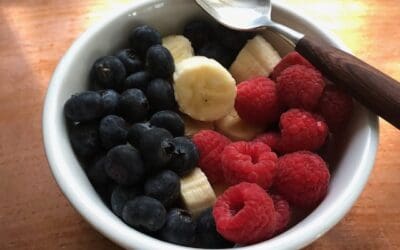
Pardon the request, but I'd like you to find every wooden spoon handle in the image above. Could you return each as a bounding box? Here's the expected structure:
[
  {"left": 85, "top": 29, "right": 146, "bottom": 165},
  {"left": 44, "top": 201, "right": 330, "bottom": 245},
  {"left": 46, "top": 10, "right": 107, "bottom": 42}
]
[{"left": 296, "top": 36, "right": 400, "bottom": 129}]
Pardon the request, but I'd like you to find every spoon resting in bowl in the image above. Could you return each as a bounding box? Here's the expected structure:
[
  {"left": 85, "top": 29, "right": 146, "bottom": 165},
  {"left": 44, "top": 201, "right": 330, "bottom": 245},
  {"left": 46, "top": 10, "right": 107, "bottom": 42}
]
[{"left": 196, "top": 0, "right": 400, "bottom": 129}]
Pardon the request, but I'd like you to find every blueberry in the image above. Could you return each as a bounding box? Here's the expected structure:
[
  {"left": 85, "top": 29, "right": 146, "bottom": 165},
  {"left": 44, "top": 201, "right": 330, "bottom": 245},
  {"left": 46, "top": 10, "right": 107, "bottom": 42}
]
[
  {"left": 99, "top": 115, "right": 129, "bottom": 149},
  {"left": 98, "top": 89, "right": 120, "bottom": 116},
  {"left": 144, "top": 170, "right": 180, "bottom": 207},
  {"left": 104, "top": 145, "right": 144, "bottom": 186},
  {"left": 196, "top": 208, "right": 233, "bottom": 248},
  {"left": 119, "top": 89, "right": 149, "bottom": 123},
  {"left": 146, "top": 78, "right": 176, "bottom": 112},
  {"left": 122, "top": 196, "right": 166, "bottom": 232},
  {"left": 183, "top": 20, "right": 214, "bottom": 51},
  {"left": 149, "top": 111, "right": 184, "bottom": 137},
  {"left": 197, "top": 42, "right": 236, "bottom": 68},
  {"left": 69, "top": 122, "right": 101, "bottom": 158},
  {"left": 123, "top": 71, "right": 151, "bottom": 92},
  {"left": 90, "top": 56, "right": 126, "bottom": 90},
  {"left": 95, "top": 182, "right": 115, "bottom": 207},
  {"left": 166, "top": 137, "right": 199, "bottom": 176},
  {"left": 64, "top": 91, "right": 103, "bottom": 122},
  {"left": 127, "top": 122, "right": 152, "bottom": 148},
  {"left": 160, "top": 208, "right": 196, "bottom": 246},
  {"left": 87, "top": 155, "right": 111, "bottom": 186},
  {"left": 146, "top": 45, "right": 175, "bottom": 79},
  {"left": 111, "top": 185, "right": 141, "bottom": 218},
  {"left": 139, "top": 127, "right": 173, "bottom": 174},
  {"left": 215, "top": 25, "right": 254, "bottom": 52},
  {"left": 116, "top": 49, "right": 143, "bottom": 74},
  {"left": 129, "top": 25, "right": 161, "bottom": 58}
]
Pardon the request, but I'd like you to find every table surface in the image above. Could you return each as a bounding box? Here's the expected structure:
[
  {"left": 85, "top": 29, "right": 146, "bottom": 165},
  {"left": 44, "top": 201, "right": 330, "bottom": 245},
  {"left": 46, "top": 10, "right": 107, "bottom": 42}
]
[{"left": 1, "top": 0, "right": 399, "bottom": 249}]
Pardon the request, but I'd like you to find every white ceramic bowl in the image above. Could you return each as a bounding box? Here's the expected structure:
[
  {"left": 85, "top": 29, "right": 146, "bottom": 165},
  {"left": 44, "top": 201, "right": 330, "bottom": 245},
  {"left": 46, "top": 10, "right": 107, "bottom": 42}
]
[{"left": 43, "top": 1, "right": 379, "bottom": 249}]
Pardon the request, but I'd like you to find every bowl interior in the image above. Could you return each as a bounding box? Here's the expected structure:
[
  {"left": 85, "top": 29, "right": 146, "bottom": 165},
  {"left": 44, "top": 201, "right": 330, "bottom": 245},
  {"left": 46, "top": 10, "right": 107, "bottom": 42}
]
[{"left": 43, "top": 0, "right": 378, "bottom": 249}]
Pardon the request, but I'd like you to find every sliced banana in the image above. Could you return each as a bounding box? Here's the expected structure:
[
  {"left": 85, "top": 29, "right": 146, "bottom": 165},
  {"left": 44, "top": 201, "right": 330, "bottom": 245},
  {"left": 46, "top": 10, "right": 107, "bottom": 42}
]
[
  {"left": 162, "top": 35, "right": 194, "bottom": 63},
  {"left": 180, "top": 168, "right": 217, "bottom": 218},
  {"left": 230, "top": 35, "right": 281, "bottom": 83},
  {"left": 182, "top": 114, "right": 215, "bottom": 137},
  {"left": 173, "top": 56, "right": 237, "bottom": 122},
  {"left": 215, "top": 109, "right": 265, "bottom": 141}
]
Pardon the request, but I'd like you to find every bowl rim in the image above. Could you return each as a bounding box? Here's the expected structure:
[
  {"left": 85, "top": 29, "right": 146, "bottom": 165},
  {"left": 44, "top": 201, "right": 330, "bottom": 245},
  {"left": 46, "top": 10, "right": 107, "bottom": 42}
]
[{"left": 42, "top": 1, "right": 379, "bottom": 249}]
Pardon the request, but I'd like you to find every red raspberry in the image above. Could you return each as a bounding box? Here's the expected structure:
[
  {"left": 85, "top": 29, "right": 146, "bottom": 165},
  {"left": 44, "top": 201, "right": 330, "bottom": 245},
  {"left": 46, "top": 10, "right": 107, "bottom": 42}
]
[
  {"left": 279, "top": 109, "right": 328, "bottom": 153},
  {"left": 221, "top": 142, "right": 278, "bottom": 189},
  {"left": 253, "top": 132, "right": 281, "bottom": 153},
  {"left": 271, "top": 52, "right": 314, "bottom": 80},
  {"left": 277, "top": 65, "right": 325, "bottom": 110},
  {"left": 235, "top": 76, "right": 281, "bottom": 126},
  {"left": 192, "top": 130, "right": 231, "bottom": 183},
  {"left": 319, "top": 85, "right": 353, "bottom": 132},
  {"left": 213, "top": 182, "right": 276, "bottom": 244},
  {"left": 271, "top": 194, "right": 291, "bottom": 234},
  {"left": 274, "top": 151, "right": 330, "bottom": 209}
]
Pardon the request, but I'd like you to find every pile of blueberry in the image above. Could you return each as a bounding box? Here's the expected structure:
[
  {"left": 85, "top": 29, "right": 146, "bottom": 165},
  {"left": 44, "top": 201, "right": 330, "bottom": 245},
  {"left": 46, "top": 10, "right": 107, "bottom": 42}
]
[
  {"left": 64, "top": 23, "right": 235, "bottom": 248},
  {"left": 184, "top": 20, "right": 253, "bottom": 68}
]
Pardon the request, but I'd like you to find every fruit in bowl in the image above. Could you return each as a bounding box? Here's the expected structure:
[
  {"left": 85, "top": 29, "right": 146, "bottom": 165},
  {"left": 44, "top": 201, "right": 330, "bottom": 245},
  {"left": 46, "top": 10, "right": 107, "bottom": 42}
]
[{"left": 43, "top": 1, "right": 378, "bottom": 249}]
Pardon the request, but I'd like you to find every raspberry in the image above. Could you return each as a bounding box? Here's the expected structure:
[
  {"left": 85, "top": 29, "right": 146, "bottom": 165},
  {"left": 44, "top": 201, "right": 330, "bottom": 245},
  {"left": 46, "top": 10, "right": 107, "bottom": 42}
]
[
  {"left": 277, "top": 65, "right": 325, "bottom": 110},
  {"left": 319, "top": 85, "right": 353, "bottom": 132},
  {"left": 192, "top": 130, "right": 231, "bottom": 183},
  {"left": 221, "top": 142, "right": 278, "bottom": 189},
  {"left": 253, "top": 132, "right": 281, "bottom": 153},
  {"left": 279, "top": 109, "right": 328, "bottom": 153},
  {"left": 271, "top": 194, "right": 291, "bottom": 234},
  {"left": 274, "top": 151, "right": 330, "bottom": 209},
  {"left": 270, "top": 52, "right": 314, "bottom": 80},
  {"left": 235, "top": 76, "right": 281, "bottom": 126},
  {"left": 213, "top": 182, "right": 276, "bottom": 244}
]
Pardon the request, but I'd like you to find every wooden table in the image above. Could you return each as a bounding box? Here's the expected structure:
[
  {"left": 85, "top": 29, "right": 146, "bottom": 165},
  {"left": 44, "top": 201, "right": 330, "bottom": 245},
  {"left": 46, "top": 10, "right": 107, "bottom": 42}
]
[{"left": 1, "top": 0, "right": 399, "bottom": 249}]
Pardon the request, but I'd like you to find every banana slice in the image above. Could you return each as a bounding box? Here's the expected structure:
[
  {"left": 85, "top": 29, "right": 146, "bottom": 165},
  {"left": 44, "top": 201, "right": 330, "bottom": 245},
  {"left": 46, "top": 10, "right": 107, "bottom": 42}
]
[
  {"left": 215, "top": 109, "right": 265, "bottom": 141},
  {"left": 173, "top": 56, "right": 237, "bottom": 122},
  {"left": 162, "top": 35, "right": 194, "bottom": 63},
  {"left": 180, "top": 168, "right": 216, "bottom": 217},
  {"left": 182, "top": 115, "right": 215, "bottom": 137},
  {"left": 230, "top": 35, "right": 281, "bottom": 83}
]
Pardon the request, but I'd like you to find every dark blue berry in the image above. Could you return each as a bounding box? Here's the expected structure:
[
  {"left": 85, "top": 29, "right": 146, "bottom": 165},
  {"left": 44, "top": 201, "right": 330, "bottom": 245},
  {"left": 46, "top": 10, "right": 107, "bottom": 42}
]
[
  {"left": 98, "top": 89, "right": 120, "bottom": 116},
  {"left": 139, "top": 127, "right": 173, "bottom": 174},
  {"left": 116, "top": 49, "right": 143, "bottom": 74},
  {"left": 160, "top": 208, "right": 196, "bottom": 246},
  {"left": 119, "top": 89, "right": 149, "bottom": 123},
  {"left": 99, "top": 115, "right": 129, "bottom": 149},
  {"left": 144, "top": 170, "right": 180, "bottom": 207},
  {"left": 123, "top": 71, "right": 151, "bottom": 92},
  {"left": 90, "top": 56, "right": 126, "bottom": 90},
  {"left": 127, "top": 122, "right": 152, "bottom": 148},
  {"left": 95, "top": 182, "right": 115, "bottom": 207},
  {"left": 64, "top": 91, "right": 103, "bottom": 122},
  {"left": 166, "top": 137, "right": 199, "bottom": 176},
  {"left": 104, "top": 145, "right": 144, "bottom": 186},
  {"left": 122, "top": 196, "right": 166, "bottom": 232},
  {"left": 146, "top": 45, "right": 175, "bottom": 79},
  {"left": 87, "top": 155, "right": 111, "bottom": 186},
  {"left": 69, "top": 122, "right": 101, "bottom": 158},
  {"left": 130, "top": 25, "right": 161, "bottom": 58},
  {"left": 149, "top": 111, "right": 184, "bottom": 137},
  {"left": 146, "top": 79, "right": 176, "bottom": 112},
  {"left": 197, "top": 42, "right": 235, "bottom": 68},
  {"left": 215, "top": 25, "right": 254, "bottom": 52},
  {"left": 183, "top": 20, "right": 214, "bottom": 51},
  {"left": 196, "top": 208, "right": 233, "bottom": 248},
  {"left": 111, "top": 185, "right": 141, "bottom": 218}
]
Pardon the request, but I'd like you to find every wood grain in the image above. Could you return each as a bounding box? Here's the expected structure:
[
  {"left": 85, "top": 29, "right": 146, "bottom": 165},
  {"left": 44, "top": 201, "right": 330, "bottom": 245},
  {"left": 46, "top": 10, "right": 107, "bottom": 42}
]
[
  {"left": 296, "top": 36, "right": 400, "bottom": 129},
  {"left": 0, "top": 0, "right": 399, "bottom": 249}
]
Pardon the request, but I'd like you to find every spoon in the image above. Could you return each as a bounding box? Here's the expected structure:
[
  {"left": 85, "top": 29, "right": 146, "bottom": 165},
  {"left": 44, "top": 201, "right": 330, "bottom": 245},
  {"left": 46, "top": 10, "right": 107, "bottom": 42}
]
[{"left": 196, "top": 0, "right": 400, "bottom": 129}]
